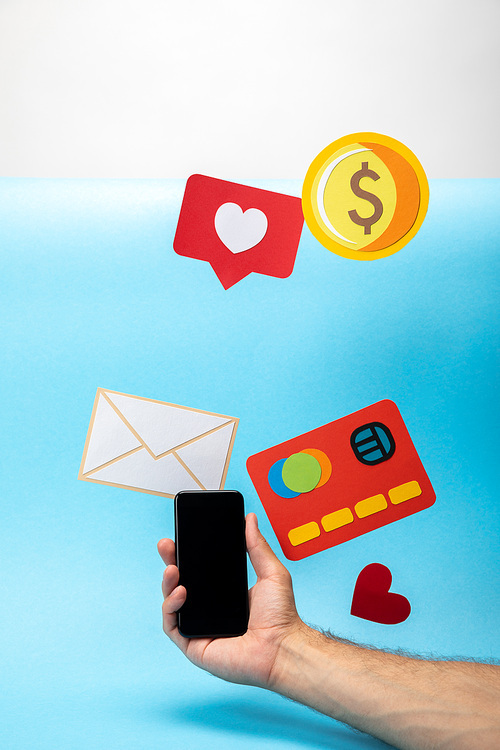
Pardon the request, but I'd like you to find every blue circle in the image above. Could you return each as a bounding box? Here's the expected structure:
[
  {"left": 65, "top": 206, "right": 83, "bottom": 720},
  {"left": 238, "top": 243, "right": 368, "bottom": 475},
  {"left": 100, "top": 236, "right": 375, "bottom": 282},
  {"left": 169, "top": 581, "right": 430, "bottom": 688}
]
[{"left": 268, "top": 459, "right": 301, "bottom": 498}]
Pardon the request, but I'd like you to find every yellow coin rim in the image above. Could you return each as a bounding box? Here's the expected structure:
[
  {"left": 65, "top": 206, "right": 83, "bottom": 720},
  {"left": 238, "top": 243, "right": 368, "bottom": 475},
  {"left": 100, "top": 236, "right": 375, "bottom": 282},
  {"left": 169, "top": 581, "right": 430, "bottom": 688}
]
[{"left": 302, "top": 132, "right": 429, "bottom": 260}]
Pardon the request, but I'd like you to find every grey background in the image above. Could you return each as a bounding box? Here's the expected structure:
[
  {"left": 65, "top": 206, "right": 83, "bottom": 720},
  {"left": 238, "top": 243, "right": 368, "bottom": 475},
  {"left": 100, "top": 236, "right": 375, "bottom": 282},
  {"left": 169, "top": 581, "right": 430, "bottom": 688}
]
[{"left": 1, "top": 0, "right": 499, "bottom": 179}]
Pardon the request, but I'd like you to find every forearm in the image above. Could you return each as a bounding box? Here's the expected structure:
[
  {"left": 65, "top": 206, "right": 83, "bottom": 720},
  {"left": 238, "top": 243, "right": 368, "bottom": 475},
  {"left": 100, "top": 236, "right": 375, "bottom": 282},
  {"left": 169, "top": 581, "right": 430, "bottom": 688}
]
[{"left": 270, "top": 624, "right": 500, "bottom": 750}]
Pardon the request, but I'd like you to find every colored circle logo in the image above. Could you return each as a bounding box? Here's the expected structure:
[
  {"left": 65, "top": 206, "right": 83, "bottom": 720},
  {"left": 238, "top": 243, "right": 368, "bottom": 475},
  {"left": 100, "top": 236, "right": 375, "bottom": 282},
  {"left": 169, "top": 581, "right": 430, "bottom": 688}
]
[
  {"left": 268, "top": 449, "right": 332, "bottom": 498},
  {"left": 302, "top": 132, "right": 429, "bottom": 260}
]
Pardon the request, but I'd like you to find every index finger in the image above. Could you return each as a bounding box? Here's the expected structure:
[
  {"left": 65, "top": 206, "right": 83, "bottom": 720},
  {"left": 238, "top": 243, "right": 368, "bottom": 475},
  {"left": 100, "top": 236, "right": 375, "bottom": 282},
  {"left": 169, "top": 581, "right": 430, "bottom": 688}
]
[{"left": 157, "top": 538, "right": 176, "bottom": 566}]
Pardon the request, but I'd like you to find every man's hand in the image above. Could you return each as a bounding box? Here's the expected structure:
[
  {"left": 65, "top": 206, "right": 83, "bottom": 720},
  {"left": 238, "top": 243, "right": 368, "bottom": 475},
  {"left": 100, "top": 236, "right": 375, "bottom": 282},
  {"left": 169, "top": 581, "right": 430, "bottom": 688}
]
[
  {"left": 158, "top": 513, "right": 500, "bottom": 750},
  {"left": 157, "top": 512, "right": 305, "bottom": 689}
]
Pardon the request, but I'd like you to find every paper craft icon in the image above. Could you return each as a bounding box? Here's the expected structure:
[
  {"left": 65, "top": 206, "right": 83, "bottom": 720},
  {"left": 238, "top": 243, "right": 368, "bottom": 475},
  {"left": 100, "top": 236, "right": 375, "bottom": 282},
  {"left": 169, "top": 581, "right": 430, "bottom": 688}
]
[
  {"left": 351, "top": 563, "right": 411, "bottom": 624},
  {"left": 173, "top": 174, "right": 304, "bottom": 289},
  {"left": 214, "top": 202, "right": 268, "bottom": 254},
  {"left": 247, "top": 400, "right": 435, "bottom": 561},
  {"left": 78, "top": 388, "right": 239, "bottom": 498},
  {"left": 302, "top": 132, "right": 429, "bottom": 261}
]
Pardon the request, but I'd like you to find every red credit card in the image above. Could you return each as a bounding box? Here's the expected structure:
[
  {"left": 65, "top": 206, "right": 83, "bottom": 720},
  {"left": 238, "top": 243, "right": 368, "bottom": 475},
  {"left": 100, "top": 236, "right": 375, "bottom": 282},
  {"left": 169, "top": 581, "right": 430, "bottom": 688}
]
[{"left": 246, "top": 400, "right": 436, "bottom": 561}]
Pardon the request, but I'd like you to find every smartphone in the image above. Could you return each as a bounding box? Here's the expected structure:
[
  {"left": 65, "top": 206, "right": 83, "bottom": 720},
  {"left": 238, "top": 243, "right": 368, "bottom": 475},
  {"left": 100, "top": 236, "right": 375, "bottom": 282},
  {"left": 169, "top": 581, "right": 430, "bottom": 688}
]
[{"left": 174, "top": 490, "right": 249, "bottom": 638}]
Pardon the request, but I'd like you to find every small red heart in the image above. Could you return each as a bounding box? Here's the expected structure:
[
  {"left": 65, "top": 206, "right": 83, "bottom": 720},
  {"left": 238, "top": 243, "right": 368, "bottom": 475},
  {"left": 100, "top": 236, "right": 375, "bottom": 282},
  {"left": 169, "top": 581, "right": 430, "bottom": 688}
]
[{"left": 351, "top": 563, "right": 411, "bottom": 624}]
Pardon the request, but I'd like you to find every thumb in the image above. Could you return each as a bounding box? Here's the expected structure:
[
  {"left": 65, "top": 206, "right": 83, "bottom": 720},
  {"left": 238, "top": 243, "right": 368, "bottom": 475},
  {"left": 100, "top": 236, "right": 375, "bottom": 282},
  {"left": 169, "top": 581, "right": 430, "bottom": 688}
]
[{"left": 246, "top": 513, "right": 288, "bottom": 581}]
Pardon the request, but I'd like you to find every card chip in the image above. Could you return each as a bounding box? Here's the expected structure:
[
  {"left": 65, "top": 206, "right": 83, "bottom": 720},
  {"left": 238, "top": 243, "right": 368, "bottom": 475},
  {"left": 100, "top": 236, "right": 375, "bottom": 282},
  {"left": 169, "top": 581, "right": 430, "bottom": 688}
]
[{"left": 351, "top": 423, "right": 395, "bottom": 465}]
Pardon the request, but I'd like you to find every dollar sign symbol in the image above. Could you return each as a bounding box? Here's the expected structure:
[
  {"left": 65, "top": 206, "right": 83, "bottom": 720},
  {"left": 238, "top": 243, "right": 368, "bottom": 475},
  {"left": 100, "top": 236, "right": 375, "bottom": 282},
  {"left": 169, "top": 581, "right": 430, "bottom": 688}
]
[{"left": 348, "top": 162, "right": 383, "bottom": 235}]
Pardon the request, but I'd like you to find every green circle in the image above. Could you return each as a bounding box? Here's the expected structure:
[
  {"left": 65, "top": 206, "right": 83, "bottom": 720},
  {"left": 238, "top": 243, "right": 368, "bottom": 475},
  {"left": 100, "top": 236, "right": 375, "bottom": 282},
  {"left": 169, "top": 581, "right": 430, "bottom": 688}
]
[{"left": 282, "top": 452, "right": 322, "bottom": 493}]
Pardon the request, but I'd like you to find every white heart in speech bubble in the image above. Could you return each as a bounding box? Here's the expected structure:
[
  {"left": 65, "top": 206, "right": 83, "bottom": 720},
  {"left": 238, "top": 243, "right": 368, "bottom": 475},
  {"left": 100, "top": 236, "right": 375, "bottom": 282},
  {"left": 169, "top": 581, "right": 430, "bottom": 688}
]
[{"left": 214, "top": 202, "right": 268, "bottom": 254}]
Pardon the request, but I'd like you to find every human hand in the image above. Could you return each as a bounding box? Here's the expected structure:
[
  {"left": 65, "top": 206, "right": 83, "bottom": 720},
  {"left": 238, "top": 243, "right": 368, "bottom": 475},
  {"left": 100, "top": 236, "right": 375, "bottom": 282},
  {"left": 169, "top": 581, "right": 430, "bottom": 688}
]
[
  {"left": 158, "top": 512, "right": 305, "bottom": 689},
  {"left": 159, "top": 516, "right": 500, "bottom": 750}
]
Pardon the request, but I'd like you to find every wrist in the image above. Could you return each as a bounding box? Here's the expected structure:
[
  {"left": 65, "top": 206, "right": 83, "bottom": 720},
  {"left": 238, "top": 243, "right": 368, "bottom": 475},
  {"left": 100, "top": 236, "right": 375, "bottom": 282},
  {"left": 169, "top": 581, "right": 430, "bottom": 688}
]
[
  {"left": 268, "top": 624, "right": 378, "bottom": 726},
  {"left": 269, "top": 621, "right": 338, "bottom": 699}
]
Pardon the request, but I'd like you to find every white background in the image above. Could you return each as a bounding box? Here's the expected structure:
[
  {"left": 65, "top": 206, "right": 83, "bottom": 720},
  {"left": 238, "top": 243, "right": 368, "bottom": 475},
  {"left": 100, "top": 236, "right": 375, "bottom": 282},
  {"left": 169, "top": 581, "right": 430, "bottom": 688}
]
[{"left": 0, "top": 0, "right": 498, "bottom": 178}]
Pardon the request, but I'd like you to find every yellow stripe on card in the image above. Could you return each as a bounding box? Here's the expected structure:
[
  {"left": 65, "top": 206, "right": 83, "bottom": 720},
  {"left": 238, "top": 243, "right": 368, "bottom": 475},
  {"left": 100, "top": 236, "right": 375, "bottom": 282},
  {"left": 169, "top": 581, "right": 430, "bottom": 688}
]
[
  {"left": 389, "top": 480, "right": 422, "bottom": 505},
  {"left": 355, "top": 494, "right": 387, "bottom": 518},
  {"left": 288, "top": 521, "right": 321, "bottom": 546},
  {"left": 321, "top": 508, "right": 354, "bottom": 532}
]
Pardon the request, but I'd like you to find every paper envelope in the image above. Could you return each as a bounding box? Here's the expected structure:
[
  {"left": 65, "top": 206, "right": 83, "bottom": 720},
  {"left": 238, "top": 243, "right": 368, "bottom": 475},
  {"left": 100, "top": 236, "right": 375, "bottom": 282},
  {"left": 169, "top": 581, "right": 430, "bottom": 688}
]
[{"left": 78, "top": 388, "right": 239, "bottom": 497}]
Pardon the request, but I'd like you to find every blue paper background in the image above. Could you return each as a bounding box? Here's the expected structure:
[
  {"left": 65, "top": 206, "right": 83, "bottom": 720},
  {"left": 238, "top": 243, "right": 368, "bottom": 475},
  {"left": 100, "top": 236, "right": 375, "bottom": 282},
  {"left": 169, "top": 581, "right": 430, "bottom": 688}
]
[{"left": 1, "top": 178, "right": 498, "bottom": 749}]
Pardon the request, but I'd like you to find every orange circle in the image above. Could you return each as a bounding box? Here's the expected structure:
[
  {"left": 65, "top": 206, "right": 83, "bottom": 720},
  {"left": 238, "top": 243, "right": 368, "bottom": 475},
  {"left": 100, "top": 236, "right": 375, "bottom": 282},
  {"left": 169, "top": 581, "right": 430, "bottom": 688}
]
[
  {"left": 301, "top": 449, "right": 332, "bottom": 488},
  {"left": 358, "top": 141, "right": 421, "bottom": 252}
]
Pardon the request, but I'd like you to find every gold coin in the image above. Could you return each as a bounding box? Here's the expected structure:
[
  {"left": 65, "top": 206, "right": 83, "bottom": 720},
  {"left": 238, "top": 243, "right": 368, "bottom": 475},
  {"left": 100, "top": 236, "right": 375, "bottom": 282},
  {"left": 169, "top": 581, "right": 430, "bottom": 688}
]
[{"left": 302, "top": 133, "right": 429, "bottom": 260}]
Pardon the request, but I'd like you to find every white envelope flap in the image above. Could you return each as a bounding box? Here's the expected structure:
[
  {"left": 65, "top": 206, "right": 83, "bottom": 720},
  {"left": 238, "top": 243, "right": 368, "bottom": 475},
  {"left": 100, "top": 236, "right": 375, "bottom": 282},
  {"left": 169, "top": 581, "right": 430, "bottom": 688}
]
[
  {"left": 103, "top": 390, "right": 232, "bottom": 457},
  {"left": 81, "top": 391, "right": 143, "bottom": 475},
  {"left": 175, "top": 420, "right": 237, "bottom": 490},
  {"left": 86, "top": 449, "right": 202, "bottom": 496}
]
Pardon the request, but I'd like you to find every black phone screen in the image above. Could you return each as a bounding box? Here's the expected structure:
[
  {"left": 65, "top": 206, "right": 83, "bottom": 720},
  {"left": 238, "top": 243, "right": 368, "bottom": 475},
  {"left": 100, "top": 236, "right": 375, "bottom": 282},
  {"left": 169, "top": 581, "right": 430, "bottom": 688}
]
[{"left": 174, "top": 490, "right": 249, "bottom": 638}]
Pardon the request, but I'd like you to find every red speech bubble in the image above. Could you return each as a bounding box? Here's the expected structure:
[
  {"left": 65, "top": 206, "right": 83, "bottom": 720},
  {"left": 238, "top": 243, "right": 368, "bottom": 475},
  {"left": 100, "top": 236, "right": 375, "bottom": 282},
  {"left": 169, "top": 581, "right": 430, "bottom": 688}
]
[{"left": 173, "top": 175, "right": 304, "bottom": 289}]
